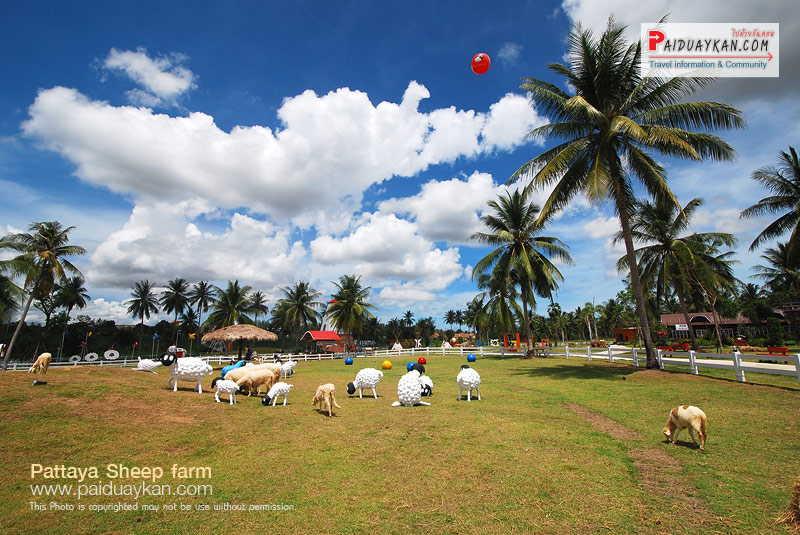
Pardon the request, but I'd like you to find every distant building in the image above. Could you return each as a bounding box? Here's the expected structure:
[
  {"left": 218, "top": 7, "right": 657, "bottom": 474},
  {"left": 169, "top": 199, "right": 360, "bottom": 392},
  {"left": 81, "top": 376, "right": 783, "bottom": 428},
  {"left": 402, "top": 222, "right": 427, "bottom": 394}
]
[{"left": 660, "top": 309, "right": 792, "bottom": 339}]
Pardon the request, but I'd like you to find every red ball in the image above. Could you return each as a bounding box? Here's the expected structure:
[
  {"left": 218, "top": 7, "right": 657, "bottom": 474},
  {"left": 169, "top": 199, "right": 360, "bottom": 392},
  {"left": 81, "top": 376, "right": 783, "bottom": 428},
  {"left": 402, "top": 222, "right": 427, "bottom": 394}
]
[
  {"left": 471, "top": 53, "right": 491, "bottom": 75},
  {"left": 417, "top": 357, "right": 427, "bottom": 365}
]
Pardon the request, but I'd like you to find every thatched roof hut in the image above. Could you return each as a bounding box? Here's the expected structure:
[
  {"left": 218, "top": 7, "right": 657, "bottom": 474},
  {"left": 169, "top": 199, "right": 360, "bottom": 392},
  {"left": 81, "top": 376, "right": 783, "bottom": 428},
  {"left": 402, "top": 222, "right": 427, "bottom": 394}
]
[{"left": 202, "top": 324, "right": 278, "bottom": 356}]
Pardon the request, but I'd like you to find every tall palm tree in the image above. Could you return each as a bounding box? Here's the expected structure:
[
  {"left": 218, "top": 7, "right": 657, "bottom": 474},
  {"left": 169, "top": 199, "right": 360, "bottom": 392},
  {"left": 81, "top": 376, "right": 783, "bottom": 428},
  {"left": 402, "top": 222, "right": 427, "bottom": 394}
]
[
  {"left": 475, "top": 271, "right": 522, "bottom": 338},
  {"left": 160, "top": 277, "right": 191, "bottom": 344},
  {"left": 740, "top": 146, "right": 800, "bottom": 263},
  {"left": 686, "top": 242, "right": 739, "bottom": 351},
  {"left": 2, "top": 221, "right": 86, "bottom": 368},
  {"left": 751, "top": 242, "right": 800, "bottom": 294},
  {"left": 125, "top": 280, "right": 160, "bottom": 356},
  {"left": 511, "top": 18, "right": 744, "bottom": 367},
  {"left": 250, "top": 291, "right": 269, "bottom": 326},
  {"left": 205, "top": 280, "right": 256, "bottom": 357},
  {"left": 444, "top": 310, "right": 457, "bottom": 332},
  {"left": 275, "top": 281, "right": 322, "bottom": 348},
  {"left": 327, "top": 275, "right": 377, "bottom": 350},
  {"left": 472, "top": 189, "right": 573, "bottom": 356},
  {"left": 402, "top": 310, "right": 415, "bottom": 338},
  {"left": 188, "top": 281, "right": 213, "bottom": 353},
  {"left": 616, "top": 197, "right": 736, "bottom": 350}
]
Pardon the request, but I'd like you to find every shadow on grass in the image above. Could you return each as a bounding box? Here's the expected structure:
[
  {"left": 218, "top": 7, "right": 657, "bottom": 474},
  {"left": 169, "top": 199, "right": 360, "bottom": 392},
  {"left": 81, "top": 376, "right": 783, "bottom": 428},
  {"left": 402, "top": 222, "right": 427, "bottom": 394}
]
[{"left": 510, "top": 362, "right": 636, "bottom": 381}]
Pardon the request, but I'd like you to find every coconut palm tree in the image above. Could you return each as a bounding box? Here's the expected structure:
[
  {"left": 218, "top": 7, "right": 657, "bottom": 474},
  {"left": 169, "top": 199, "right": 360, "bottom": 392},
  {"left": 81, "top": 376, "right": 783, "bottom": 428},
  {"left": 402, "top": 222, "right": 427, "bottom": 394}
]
[
  {"left": 125, "top": 280, "right": 160, "bottom": 356},
  {"left": 616, "top": 197, "right": 736, "bottom": 350},
  {"left": 751, "top": 242, "right": 800, "bottom": 294},
  {"left": 475, "top": 271, "right": 522, "bottom": 338},
  {"left": 472, "top": 189, "right": 573, "bottom": 356},
  {"left": 275, "top": 281, "right": 322, "bottom": 348},
  {"left": 249, "top": 291, "right": 269, "bottom": 326},
  {"left": 327, "top": 275, "right": 377, "bottom": 350},
  {"left": 206, "top": 280, "right": 255, "bottom": 328},
  {"left": 160, "top": 277, "right": 191, "bottom": 344},
  {"left": 686, "top": 242, "right": 739, "bottom": 351},
  {"left": 740, "top": 146, "right": 800, "bottom": 264},
  {"left": 188, "top": 281, "right": 213, "bottom": 353},
  {"left": 54, "top": 276, "right": 89, "bottom": 358},
  {"left": 2, "top": 221, "right": 86, "bottom": 368},
  {"left": 444, "top": 310, "right": 457, "bottom": 332},
  {"left": 511, "top": 18, "right": 744, "bottom": 367},
  {"left": 402, "top": 310, "right": 415, "bottom": 339}
]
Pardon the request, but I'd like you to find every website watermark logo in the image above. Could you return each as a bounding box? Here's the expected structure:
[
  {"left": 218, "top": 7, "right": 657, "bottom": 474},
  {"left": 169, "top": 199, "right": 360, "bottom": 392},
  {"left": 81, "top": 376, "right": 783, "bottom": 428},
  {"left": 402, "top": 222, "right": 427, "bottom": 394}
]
[{"left": 640, "top": 23, "right": 779, "bottom": 77}]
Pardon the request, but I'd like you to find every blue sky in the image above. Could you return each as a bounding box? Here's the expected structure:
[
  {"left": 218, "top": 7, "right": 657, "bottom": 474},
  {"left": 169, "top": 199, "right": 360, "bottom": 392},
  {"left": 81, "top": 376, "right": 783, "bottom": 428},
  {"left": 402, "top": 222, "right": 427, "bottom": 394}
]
[{"left": 1, "top": 0, "right": 799, "bottom": 327}]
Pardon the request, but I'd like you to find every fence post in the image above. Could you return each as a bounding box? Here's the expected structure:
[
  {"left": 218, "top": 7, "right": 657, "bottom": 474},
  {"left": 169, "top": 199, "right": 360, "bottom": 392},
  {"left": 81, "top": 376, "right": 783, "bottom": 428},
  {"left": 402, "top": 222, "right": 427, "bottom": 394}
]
[
  {"left": 657, "top": 349, "right": 664, "bottom": 370},
  {"left": 501, "top": 346, "right": 505, "bottom": 358},
  {"left": 565, "top": 346, "right": 570, "bottom": 359},
  {"left": 733, "top": 351, "right": 746, "bottom": 383},
  {"left": 688, "top": 350, "right": 698, "bottom": 375},
  {"left": 793, "top": 354, "right": 800, "bottom": 384},
  {"left": 633, "top": 348, "right": 638, "bottom": 367},
  {"left": 546, "top": 346, "right": 550, "bottom": 358},
  {"left": 608, "top": 346, "right": 614, "bottom": 363}
]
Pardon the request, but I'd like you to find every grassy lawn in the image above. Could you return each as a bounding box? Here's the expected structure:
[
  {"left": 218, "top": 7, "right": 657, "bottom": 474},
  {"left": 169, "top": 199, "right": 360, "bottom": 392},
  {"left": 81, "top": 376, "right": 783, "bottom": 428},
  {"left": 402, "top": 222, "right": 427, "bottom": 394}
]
[{"left": 1, "top": 354, "right": 798, "bottom": 534}]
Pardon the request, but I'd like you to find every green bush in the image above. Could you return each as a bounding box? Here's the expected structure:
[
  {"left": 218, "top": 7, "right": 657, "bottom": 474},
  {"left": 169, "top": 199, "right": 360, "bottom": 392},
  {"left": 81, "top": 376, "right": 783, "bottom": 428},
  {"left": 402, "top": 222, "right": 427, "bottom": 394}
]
[{"left": 765, "top": 318, "right": 784, "bottom": 346}]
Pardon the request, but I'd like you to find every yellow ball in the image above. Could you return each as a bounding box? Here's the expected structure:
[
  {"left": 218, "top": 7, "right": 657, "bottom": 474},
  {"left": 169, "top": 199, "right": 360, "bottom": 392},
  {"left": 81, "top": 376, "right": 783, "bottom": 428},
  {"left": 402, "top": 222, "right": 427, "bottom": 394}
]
[{"left": 381, "top": 360, "right": 393, "bottom": 370}]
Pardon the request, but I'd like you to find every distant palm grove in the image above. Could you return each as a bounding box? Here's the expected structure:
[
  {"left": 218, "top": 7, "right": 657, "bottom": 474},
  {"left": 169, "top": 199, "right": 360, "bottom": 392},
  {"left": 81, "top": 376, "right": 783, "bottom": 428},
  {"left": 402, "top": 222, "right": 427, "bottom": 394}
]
[{"left": 1, "top": 19, "right": 798, "bottom": 369}]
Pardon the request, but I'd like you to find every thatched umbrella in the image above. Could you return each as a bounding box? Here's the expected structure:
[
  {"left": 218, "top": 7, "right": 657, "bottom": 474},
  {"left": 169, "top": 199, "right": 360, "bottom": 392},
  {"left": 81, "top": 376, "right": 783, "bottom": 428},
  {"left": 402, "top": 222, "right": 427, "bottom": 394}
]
[{"left": 202, "top": 324, "right": 278, "bottom": 358}]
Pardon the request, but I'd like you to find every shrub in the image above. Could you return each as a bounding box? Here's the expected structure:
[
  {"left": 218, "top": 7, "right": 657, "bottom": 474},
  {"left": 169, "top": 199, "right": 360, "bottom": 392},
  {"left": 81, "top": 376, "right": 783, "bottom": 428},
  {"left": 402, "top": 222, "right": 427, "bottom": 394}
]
[{"left": 765, "top": 318, "right": 784, "bottom": 347}]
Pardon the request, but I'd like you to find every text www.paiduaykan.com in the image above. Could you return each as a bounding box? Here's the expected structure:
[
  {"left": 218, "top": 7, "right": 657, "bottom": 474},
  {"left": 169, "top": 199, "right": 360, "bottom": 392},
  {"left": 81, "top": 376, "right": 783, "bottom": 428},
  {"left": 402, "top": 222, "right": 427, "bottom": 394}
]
[{"left": 31, "top": 481, "right": 213, "bottom": 500}]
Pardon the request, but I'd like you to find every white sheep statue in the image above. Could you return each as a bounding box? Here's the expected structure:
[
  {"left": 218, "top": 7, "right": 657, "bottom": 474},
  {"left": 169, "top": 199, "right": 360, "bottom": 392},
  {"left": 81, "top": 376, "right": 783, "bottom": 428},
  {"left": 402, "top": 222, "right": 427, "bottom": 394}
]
[
  {"left": 457, "top": 365, "right": 481, "bottom": 401},
  {"left": 392, "top": 370, "right": 430, "bottom": 407},
  {"left": 418, "top": 374, "right": 434, "bottom": 396},
  {"left": 214, "top": 379, "right": 240, "bottom": 404},
  {"left": 161, "top": 354, "right": 213, "bottom": 393},
  {"left": 347, "top": 368, "right": 384, "bottom": 399},
  {"left": 262, "top": 382, "right": 293, "bottom": 406},
  {"left": 280, "top": 360, "right": 297, "bottom": 378},
  {"left": 28, "top": 352, "right": 52, "bottom": 374},
  {"left": 235, "top": 368, "right": 278, "bottom": 397},
  {"left": 134, "top": 357, "right": 162, "bottom": 374}
]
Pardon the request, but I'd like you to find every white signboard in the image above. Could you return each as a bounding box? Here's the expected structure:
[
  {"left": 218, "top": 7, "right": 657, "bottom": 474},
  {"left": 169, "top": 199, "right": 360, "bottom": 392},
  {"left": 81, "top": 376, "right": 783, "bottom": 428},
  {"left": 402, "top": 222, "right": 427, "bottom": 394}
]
[
  {"left": 675, "top": 324, "right": 689, "bottom": 331},
  {"left": 641, "top": 23, "right": 779, "bottom": 78}
]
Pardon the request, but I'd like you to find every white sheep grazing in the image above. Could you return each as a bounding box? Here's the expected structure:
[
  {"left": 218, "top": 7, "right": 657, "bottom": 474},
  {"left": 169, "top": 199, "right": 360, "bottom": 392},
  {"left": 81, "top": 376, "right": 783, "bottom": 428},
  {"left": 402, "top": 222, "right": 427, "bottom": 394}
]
[
  {"left": 262, "top": 382, "right": 293, "bottom": 406},
  {"left": 214, "top": 380, "right": 240, "bottom": 404},
  {"left": 134, "top": 357, "right": 162, "bottom": 374},
  {"left": 392, "top": 370, "right": 430, "bottom": 407},
  {"left": 457, "top": 365, "right": 481, "bottom": 401},
  {"left": 161, "top": 354, "right": 213, "bottom": 393},
  {"left": 347, "top": 368, "right": 383, "bottom": 398},
  {"left": 28, "top": 352, "right": 52, "bottom": 375},
  {"left": 236, "top": 368, "right": 278, "bottom": 397},
  {"left": 280, "top": 360, "right": 297, "bottom": 378},
  {"left": 418, "top": 374, "right": 434, "bottom": 397}
]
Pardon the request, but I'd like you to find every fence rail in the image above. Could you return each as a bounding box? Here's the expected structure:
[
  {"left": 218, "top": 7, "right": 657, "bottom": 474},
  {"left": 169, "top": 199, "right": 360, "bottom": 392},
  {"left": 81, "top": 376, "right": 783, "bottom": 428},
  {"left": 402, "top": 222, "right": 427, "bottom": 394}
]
[{"left": 6, "top": 345, "right": 799, "bottom": 384}]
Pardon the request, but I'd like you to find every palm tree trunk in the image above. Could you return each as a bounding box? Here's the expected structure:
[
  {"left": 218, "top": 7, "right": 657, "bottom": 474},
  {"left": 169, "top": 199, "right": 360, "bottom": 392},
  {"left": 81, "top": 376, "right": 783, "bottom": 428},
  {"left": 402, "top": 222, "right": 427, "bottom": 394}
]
[
  {"left": 613, "top": 183, "right": 657, "bottom": 367},
  {"left": 138, "top": 315, "right": 144, "bottom": 356},
  {"left": 2, "top": 290, "right": 36, "bottom": 370},
  {"left": 520, "top": 287, "right": 534, "bottom": 358},
  {"left": 675, "top": 288, "right": 699, "bottom": 350},
  {"left": 709, "top": 301, "right": 725, "bottom": 353}
]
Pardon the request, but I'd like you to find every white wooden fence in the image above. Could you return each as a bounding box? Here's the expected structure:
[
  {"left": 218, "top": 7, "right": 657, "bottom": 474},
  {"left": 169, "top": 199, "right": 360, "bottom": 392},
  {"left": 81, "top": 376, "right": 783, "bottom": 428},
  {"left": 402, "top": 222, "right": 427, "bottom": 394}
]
[{"left": 6, "top": 345, "right": 799, "bottom": 384}]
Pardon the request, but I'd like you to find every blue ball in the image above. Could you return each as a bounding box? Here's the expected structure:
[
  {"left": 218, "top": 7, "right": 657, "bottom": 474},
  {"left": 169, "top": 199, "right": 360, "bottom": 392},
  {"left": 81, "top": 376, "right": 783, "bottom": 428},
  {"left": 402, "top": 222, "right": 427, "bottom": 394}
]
[
  {"left": 407, "top": 362, "right": 415, "bottom": 371},
  {"left": 467, "top": 354, "right": 477, "bottom": 363},
  {"left": 345, "top": 357, "right": 354, "bottom": 365}
]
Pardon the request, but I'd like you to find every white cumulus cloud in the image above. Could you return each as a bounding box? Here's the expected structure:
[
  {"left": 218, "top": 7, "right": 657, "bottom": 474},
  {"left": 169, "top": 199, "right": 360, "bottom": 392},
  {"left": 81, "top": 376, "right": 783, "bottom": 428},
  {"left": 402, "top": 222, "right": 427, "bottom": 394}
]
[{"left": 104, "top": 48, "right": 196, "bottom": 106}]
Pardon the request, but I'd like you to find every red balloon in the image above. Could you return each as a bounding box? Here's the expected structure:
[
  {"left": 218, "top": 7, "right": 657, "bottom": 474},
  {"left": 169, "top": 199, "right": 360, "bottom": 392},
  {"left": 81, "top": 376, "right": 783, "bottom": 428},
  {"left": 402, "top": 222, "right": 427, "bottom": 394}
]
[
  {"left": 471, "top": 53, "right": 491, "bottom": 75},
  {"left": 417, "top": 357, "right": 427, "bottom": 365}
]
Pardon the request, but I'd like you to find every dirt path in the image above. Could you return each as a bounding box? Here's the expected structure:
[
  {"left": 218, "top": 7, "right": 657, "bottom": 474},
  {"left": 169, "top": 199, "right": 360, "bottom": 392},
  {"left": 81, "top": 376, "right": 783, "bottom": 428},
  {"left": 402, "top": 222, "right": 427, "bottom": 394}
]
[{"left": 562, "top": 403, "right": 725, "bottom": 532}]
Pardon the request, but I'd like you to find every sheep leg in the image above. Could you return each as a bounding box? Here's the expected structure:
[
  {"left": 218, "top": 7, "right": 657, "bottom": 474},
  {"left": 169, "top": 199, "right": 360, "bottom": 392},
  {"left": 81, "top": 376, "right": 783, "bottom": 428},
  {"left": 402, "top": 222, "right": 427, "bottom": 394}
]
[
  {"left": 688, "top": 427, "right": 698, "bottom": 446},
  {"left": 358, "top": 388, "right": 363, "bottom": 399},
  {"left": 230, "top": 393, "right": 236, "bottom": 405},
  {"left": 197, "top": 380, "right": 203, "bottom": 394},
  {"left": 215, "top": 391, "right": 221, "bottom": 403},
  {"left": 372, "top": 387, "right": 377, "bottom": 399},
  {"left": 418, "top": 401, "right": 431, "bottom": 406},
  {"left": 476, "top": 386, "right": 481, "bottom": 401},
  {"left": 272, "top": 396, "right": 278, "bottom": 406},
  {"left": 458, "top": 388, "right": 462, "bottom": 401},
  {"left": 671, "top": 427, "right": 682, "bottom": 445},
  {"left": 282, "top": 395, "right": 288, "bottom": 406},
  {"left": 467, "top": 389, "right": 472, "bottom": 402}
]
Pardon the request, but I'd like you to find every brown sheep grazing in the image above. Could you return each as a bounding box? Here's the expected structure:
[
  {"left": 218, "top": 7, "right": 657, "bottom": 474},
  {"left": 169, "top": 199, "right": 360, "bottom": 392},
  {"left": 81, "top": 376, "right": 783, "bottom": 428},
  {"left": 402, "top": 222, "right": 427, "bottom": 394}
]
[
  {"left": 663, "top": 405, "right": 708, "bottom": 450},
  {"left": 312, "top": 383, "right": 341, "bottom": 417},
  {"left": 235, "top": 368, "right": 278, "bottom": 397},
  {"left": 28, "top": 352, "right": 52, "bottom": 375}
]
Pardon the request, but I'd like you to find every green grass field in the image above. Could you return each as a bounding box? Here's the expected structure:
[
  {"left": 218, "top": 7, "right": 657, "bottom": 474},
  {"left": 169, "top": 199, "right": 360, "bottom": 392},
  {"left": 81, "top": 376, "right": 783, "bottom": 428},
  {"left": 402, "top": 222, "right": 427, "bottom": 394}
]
[{"left": 1, "top": 354, "right": 798, "bottom": 534}]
